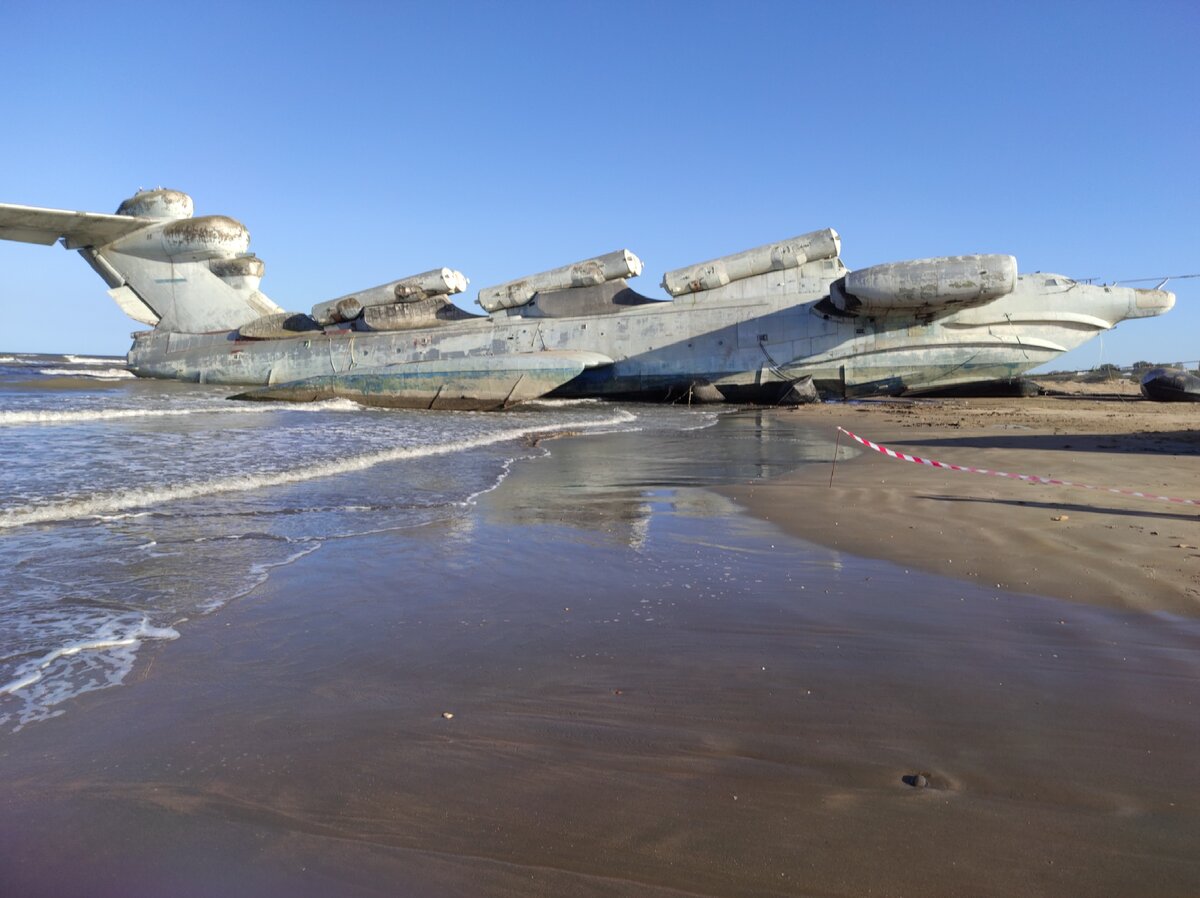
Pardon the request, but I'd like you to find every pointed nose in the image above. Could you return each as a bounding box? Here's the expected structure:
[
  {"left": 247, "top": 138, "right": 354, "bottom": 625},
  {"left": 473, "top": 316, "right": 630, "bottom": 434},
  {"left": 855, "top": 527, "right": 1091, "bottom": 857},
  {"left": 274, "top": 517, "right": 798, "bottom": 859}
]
[{"left": 1126, "top": 286, "right": 1175, "bottom": 319}]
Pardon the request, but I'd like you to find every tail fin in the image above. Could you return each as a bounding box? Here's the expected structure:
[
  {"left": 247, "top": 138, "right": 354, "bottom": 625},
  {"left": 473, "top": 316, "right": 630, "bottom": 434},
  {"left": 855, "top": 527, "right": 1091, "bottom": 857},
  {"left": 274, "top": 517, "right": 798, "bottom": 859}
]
[{"left": 0, "top": 189, "right": 282, "bottom": 333}]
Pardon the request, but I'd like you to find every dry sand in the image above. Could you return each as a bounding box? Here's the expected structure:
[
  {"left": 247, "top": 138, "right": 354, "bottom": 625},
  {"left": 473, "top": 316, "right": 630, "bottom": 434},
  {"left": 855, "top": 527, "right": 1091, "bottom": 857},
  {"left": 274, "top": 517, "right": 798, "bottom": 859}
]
[
  {"left": 2, "top": 407, "right": 1198, "bottom": 897},
  {"left": 725, "top": 391, "right": 1200, "bottom": 615}
]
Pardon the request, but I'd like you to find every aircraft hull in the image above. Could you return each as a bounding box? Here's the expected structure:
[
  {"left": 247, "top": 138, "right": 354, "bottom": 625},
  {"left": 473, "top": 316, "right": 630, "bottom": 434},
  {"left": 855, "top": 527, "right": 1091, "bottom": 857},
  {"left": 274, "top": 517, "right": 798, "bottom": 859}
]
[
  {"left": 0, "top": 192, "right": 1175, "bottom": 405},
  {"left": 127, "top": 273, "right": 1164, "bottom": 402}
]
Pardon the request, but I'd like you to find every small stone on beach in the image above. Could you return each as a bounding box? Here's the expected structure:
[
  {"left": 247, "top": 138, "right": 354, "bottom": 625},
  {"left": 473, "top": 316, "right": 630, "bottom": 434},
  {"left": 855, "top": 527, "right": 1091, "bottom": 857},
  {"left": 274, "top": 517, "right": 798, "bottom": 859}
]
[
  {"left": 441, "top": 712, "right": 454, "bottom": 720},
  {"left": 1051, "top": 515, "right": 1069, "bottom": 522}
]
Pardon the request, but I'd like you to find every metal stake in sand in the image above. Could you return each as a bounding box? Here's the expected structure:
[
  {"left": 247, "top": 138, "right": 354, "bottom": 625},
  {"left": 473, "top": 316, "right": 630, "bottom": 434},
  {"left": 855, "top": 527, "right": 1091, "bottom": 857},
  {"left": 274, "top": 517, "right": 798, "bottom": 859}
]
[{"left": 829, "top": 427, "right": 843, "bottom": 488}]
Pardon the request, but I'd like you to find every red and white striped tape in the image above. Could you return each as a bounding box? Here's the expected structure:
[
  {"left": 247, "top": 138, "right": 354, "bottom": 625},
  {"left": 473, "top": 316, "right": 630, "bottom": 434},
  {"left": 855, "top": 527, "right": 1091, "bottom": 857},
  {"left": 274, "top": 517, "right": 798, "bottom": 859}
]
[{"left": 836, "top": 426, "right": 1200, "bottom": 507}]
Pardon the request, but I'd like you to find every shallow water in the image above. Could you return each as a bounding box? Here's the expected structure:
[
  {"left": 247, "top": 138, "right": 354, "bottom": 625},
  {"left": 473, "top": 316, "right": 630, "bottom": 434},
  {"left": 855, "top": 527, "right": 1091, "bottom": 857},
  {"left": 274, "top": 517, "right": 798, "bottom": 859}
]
[{"left": 0, "top": 352, "right": 756, "bottom": 731}]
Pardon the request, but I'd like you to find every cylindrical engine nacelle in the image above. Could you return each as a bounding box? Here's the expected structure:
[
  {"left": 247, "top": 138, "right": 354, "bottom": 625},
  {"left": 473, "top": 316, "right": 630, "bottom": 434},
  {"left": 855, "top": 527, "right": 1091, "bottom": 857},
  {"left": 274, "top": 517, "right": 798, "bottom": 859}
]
[
  {"left": 210, "top": 255, "right": 265, "bottom": 292},
  {"left": 116, "top": 189, "right": 194, "bottom": 220},
  {"left": 478, "top": 249, "right": 643, "bottom": 313},
  {"left": 836, "top": 254, "right": 1017, "bottom": 314},
  {"left": 661, "top": 229, "right": 840, "bottom": 297}
]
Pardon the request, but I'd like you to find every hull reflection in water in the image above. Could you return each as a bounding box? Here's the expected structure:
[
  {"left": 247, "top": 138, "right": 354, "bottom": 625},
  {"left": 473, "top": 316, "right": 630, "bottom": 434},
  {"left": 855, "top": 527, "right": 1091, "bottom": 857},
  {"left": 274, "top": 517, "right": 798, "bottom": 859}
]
[{"left": 0, "top": 355, "right": 719, "bottom": 730}]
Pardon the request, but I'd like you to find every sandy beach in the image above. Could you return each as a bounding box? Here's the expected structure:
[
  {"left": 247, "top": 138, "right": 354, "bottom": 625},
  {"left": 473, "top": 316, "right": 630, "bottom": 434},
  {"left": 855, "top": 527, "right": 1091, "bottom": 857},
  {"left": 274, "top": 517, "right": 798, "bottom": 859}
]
[
  {"left": 2, "top": 400, "right": 1198, "bottom": 897},
  {"left": 726, "top": 388, "right": 1200, "bottom": 615}
]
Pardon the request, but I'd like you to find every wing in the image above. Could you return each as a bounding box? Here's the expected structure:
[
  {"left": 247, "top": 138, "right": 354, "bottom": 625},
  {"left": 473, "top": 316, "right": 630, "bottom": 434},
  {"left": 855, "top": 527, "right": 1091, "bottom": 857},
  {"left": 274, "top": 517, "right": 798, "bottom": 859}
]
[
  {"left": 0, "top": 202, "right": 153, "bottom": 248},
  {"left": 229, "top": 351, "right": 614, "bottom": 410}
]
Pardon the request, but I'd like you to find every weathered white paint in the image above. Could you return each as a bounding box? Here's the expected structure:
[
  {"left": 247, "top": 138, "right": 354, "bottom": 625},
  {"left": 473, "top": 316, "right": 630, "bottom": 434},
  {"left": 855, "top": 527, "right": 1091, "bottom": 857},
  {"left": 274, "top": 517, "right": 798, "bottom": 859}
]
[
  {"left": 0, "top": 192, "right": 1178, "bottom": 404},
  {"left": 115, "top": 189, "right": 194, "bottom": 220},
  {"left": 840, "top": 254, "right": 1017, "bottom": 314},
  {"left": 661, "top": 229, "right": 840, "bottom": 297},
  {"left": 106, "top": 285, "right": 160, "bottom": 326},
  {"left": 311, "top": 268, "right": 469, "bottom": 323},
  {"left": 477, "top": 249, "right": 643, "bottom": 312}
]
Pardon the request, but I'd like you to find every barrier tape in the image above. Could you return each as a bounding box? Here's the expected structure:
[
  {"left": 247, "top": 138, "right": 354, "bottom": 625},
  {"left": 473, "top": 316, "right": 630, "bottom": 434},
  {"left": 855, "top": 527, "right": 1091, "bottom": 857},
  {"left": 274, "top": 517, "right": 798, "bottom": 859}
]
[{"left": 836, "top": 427, "right": 1200, "bottom": 507}]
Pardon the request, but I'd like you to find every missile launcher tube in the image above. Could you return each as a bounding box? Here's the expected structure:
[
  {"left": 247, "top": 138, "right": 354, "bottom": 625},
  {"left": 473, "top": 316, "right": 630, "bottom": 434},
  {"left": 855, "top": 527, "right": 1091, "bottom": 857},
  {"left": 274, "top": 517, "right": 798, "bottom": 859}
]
[
  {"left": 363, "top": 297, "right": 478, "bottom": 331},
  {"left": 311, "top": 268, "right": 468, "bottom": 324},
  {"left": 335, "top": 298, "right": 364, "bottom": 321},
  {"left": 477, "top": 249, "right": 643, "bottom": 313},
  {"left": 661, "top": 229, "right": 840, "bottom": 297}
]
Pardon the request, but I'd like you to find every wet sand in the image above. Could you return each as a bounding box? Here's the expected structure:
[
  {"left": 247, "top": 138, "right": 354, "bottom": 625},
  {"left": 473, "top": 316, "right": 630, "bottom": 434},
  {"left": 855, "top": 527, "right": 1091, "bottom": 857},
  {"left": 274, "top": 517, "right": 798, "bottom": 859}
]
[{"left": 2, "top": 410, "right": 1199, "bottom": 897}]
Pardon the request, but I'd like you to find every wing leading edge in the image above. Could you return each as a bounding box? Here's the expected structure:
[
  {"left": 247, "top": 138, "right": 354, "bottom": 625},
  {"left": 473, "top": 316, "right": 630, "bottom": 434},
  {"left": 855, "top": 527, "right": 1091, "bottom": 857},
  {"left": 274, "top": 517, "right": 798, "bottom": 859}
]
[{"left": 0, "top": 203, "right": 152, "bottom": 248}]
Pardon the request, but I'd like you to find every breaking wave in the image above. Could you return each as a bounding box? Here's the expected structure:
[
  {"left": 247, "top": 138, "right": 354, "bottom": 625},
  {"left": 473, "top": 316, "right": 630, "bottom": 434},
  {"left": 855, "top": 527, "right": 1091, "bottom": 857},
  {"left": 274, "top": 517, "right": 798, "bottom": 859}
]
[
  {"left": 0, "top": 397, "right": 366, "bottom": 426},
  {"left": 0, "top": 410, "right": 636, "bottom": 528},
  {"left": 63, "top": 355, "right": 125, "bottom": 366},
  {"left": 37, "top": 367, "right": 135, "bottom": 380},
  {"left": 522, "top": 397, "right": 606, "bottom": 407}
]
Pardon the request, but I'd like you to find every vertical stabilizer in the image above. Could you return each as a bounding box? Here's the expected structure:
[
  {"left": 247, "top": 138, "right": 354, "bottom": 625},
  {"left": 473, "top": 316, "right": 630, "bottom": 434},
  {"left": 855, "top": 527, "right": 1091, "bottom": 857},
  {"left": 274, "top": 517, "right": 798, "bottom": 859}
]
[{"left": 0, "top": 190, "right": 283, "bottom": 333}]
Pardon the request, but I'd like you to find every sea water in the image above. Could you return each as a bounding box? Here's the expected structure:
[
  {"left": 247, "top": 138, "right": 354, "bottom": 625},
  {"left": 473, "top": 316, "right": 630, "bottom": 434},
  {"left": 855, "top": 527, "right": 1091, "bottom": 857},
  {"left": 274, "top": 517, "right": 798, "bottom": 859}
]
[{"left": 0, "top": 352, "right": 725, "bottom": 732}]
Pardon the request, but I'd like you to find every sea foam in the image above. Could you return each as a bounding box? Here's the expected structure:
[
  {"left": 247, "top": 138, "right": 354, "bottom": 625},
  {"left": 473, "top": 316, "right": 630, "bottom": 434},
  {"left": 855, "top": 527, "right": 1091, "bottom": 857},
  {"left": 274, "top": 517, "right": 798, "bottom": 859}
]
[
  {"left": 37, "top": 367, "right": 135, "bottom": 380},
  {"left": 63, "top": 354, "right": 125, "bottom": 366},
  {"left": 0, "top": 410, "right": 636, "bottom": 528},
  {"left": 0, "top": 618, "right": 180, "bottom": 731}
]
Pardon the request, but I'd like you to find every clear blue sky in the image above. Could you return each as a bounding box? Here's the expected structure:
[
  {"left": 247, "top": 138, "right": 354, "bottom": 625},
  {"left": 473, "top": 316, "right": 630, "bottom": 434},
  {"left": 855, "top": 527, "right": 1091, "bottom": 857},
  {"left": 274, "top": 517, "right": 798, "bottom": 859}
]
[{"left": 1, "top": 0, "right": 1196, "bottom": 370}]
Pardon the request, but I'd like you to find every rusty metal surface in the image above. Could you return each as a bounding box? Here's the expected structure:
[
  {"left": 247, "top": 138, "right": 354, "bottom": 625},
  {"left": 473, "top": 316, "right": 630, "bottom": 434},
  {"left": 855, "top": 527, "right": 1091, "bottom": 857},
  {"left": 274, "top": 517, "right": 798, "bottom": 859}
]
[
  {"left": 115, "top": 189, "right": 193, "bottom": 220},
  {"left": 210, "top": 256, "right": 265, "bottom": 279},
  {"left": 661, "top": 229, "right": 840, "bottom": 297},
  {"left": 362, "top": 297, "right": 479, "bottom": 331},
  {"left": 311, "top": 268, "right": 469, "bottom": 324}
]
